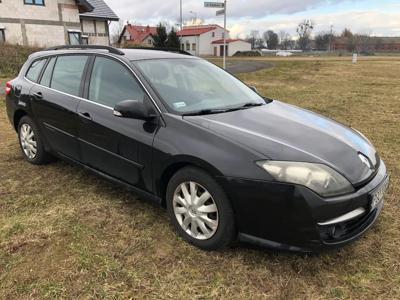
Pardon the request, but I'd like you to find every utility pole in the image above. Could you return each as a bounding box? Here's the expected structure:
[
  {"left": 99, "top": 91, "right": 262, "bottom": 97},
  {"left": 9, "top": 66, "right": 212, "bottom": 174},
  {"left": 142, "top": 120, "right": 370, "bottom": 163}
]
[
  {"left": 223, "top": 0, "right": 227, "bottom": 69},
  {"left": 180, "top": 0, "right": 183, "bottom": 31},
  {"left": 329, "top": 24, "right": 333, "bottom": 52}
]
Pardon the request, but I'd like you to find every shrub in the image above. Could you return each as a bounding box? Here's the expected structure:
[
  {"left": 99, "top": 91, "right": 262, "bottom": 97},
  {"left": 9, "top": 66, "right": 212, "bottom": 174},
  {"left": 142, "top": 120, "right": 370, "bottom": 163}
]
[{"left": 0, "top": 44, "right": 42, "bottom": 78}]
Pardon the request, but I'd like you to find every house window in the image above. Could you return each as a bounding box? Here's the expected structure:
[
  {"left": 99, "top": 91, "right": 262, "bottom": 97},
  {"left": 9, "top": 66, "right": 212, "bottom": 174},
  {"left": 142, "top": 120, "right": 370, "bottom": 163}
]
[
  {"left": 222, "top": 32, "right": 225, "bottom": 38},
  {"left": 0, "top": 29, "right": 5, "bottom": 44},
  {"left": 24, "top": 0, "right": 45, "bottom": 6},
  {"left": 212, "top": 32, "right": 215, "bottom": 37},
  {"left": 186, "top": 42, "right": 190, "bottom": 51},
  {"left": 192, "top": 43, "right": 196, "bottom": 51},
  {"left": 181, "top": 43, "right": 184, "bottom": 50},
  {"left": 81, "top": 36, "right": 89, "bottom": 45},
  {"left": 148, "top": 39, "right": 152, "bottom": 45},
  {"left": 68, "top": 31, "right": 81, "bottom": 45}
]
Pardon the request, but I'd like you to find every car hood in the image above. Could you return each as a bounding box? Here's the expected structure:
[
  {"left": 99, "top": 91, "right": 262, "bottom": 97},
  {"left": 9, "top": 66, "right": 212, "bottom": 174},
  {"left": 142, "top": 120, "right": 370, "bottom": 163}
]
[{"left": 185, "top": 100, "right": 379, "bottom": 185}]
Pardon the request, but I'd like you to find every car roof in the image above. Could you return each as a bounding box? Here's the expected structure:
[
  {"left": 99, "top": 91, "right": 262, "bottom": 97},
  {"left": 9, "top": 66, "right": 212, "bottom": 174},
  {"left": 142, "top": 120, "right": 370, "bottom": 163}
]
[{"left": 30, "top": 48, "right": 197, "bottom": 61}]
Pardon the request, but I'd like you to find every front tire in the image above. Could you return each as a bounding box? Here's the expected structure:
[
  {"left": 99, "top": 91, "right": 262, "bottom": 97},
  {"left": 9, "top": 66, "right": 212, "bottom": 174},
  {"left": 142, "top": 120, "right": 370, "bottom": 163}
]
[
  {"left": 18, "top": 116, "right": 52, "bottom": 165},
  {"left": 166, "top": 167, "right": 236, "bottom": 250}
]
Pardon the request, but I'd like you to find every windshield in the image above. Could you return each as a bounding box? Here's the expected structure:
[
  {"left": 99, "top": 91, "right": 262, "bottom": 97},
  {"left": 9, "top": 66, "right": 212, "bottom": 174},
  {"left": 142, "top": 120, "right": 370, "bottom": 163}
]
[{"left": 134, "top": 58, "right": 265, "bottom": 115}]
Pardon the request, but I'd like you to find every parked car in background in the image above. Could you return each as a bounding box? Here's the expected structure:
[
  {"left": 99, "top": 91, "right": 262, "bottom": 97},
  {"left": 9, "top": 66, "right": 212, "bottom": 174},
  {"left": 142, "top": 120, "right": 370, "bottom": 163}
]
[{"left": 5, "top": 46, "right": 389, "bottom": 252}]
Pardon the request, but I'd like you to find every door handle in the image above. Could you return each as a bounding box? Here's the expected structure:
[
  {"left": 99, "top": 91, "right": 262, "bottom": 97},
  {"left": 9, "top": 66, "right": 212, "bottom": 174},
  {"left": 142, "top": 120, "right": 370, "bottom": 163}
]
[
  {"left": 32, "top": 92, "right": 43, "bottom": 99},
  {"left": 79, "top": 112, "right": 92, "bottom": 121}
]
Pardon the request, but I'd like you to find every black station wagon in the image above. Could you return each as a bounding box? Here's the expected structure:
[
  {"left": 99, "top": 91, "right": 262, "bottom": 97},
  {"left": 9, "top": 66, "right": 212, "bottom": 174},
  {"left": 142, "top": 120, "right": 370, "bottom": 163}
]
[{"left": 5, "top": 45, "right": 389, "bottom": 251}]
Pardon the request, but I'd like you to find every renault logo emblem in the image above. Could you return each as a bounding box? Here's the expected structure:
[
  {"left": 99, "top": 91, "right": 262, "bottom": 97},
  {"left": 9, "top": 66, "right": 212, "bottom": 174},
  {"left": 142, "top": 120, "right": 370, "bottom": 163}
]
[{"left": 358, "top": 153, "right": 373, "bottom": 169}]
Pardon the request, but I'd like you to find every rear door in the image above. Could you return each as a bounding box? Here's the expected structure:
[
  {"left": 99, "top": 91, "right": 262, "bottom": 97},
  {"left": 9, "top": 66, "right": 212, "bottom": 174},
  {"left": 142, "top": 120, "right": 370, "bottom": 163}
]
[
  {"left": 30, "top": 55, "right": 90, "bottom": 161},
  {"left": 77, "top": 55, "right": 158, "bottom": 192}
]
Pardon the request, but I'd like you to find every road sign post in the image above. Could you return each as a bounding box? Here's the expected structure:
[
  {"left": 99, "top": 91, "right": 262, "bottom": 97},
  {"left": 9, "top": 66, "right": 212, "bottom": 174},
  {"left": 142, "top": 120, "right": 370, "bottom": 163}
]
[{"left": 204, "top": 1, "right": 227, "bottom": 69}]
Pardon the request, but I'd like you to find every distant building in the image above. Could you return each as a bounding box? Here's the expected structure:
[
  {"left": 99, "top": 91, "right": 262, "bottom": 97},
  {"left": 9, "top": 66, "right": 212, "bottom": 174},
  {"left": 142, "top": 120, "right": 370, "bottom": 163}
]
[
  {"left": 177, "top": 24, "right": 251, "bottom": 56},
  {"left": 0, "top": 0, "right": 119, "bottom": 47},
  {"left": 118, "top": 24, "right": 157, "bottom": 47},
  {"left": 332, "top": 36, "right": 400, "bottom": 52}
]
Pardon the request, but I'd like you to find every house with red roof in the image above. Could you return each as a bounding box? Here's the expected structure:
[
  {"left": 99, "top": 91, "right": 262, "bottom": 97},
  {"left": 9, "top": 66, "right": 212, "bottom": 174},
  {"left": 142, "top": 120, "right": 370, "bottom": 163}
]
[
  {"left": 118, "top": 24, "right": 157, "bottom": 47},
  {"left": 177, "top": 24, "right": 251, "bottom": 56}
]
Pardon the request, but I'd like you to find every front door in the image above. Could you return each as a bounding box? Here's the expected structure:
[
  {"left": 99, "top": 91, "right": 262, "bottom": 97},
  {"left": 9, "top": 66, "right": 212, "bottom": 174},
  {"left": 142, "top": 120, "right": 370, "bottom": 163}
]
[
  {"left": 31, "top": 55, "right": 89, "bottom": 161},
  {"left": 77, "top": 55, "right": 157, "bottom": 191},
  {"left": 220, "top": 45, "right": 228, "bottom": 56},
  {"left": 214, "top": 47, "right": 217, "bottom": 56}
]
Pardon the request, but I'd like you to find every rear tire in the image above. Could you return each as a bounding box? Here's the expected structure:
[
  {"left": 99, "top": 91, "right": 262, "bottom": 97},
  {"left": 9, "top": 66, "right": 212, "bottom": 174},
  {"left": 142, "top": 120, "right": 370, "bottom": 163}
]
[
  {"left": 166, "top": 167, "right": 236, "bottom": 250},
  {"left": 18, "top": 116, "right": 52, "bottom": 165}
]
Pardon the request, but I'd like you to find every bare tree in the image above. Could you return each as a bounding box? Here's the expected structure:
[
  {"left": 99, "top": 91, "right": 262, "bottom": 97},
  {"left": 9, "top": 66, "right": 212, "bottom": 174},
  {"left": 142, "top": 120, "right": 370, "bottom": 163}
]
[
  {"left": 315, "top": 32, "right": 332, "bottom": 50},
  {"left": 296, "top": 20, "right": 314, "bottom": 51},
  {"left": 111, "top": 20, "right": 126, "bottom": 46},
  {"left": 246, "top": 30, "right": 264, "bottom": 49},
  {"left": 279, "top": 31, "right": 293, "bottom": 50}
]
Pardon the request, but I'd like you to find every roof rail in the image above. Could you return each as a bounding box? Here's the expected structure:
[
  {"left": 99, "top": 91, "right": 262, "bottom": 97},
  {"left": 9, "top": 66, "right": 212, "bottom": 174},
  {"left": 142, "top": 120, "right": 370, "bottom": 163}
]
[
  {"left": 45, "top": 45, "right": 125, "bottom": 55},
  {"left": 125, "top": 47, "right": 192, "bottom": 56}
]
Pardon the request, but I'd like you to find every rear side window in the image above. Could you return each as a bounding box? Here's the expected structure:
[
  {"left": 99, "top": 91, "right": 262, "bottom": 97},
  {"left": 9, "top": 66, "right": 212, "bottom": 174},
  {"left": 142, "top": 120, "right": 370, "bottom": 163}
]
[
  {"left": 88, "top": 56, "right": 145, "bottom": 107},
  {"left": 40, "top": 57, "right": 56, "bottom": 87},
  {"left": 26, "top": 59, "right": 47, "bottom": 83},
  {"left": 51, "top": 55, "right": 88, "bottom": 97}
]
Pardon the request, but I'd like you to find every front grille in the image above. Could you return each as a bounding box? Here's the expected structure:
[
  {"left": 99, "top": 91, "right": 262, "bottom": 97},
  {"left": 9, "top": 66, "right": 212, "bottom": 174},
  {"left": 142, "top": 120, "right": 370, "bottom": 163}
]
[{"left": 319, "top": 208, "right": 377, "bottom": 243}]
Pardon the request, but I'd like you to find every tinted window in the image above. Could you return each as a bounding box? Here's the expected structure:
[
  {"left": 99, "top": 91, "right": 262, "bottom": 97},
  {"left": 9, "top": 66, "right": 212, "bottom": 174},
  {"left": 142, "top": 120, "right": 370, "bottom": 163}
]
[
  {"left": 51, "top": 56, "right": 88, "bottom": 97},
  {"left": 40, "top": 57, "right": 56, "bottom": 87},
  {"left": 89, "top": 57, "right": 145, "bottom": 107},
  {"left": 26, "top": 59, "right": 46, "bottom": 83}
]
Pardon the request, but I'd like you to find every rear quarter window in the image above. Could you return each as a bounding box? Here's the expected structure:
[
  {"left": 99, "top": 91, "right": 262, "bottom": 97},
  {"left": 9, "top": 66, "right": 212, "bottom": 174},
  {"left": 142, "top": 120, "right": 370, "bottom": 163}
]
[{"left": 26, "top": 59, "right": 47, "bottom": 83}]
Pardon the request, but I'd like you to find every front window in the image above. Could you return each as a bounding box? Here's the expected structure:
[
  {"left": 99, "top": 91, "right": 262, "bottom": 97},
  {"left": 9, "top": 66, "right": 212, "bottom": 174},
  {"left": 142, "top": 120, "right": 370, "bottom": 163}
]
[
  {"left": 134, "top": 58, "right": 265, "bottom": 114},
  {"left": 192, "top": 43, "right": 196, "bottom": 51},
  {"left": 89, "top": 56, "right": 145, "bottom": 107},
  {"left": 24, "top": 0, "right": 45, "bottom": 6}
]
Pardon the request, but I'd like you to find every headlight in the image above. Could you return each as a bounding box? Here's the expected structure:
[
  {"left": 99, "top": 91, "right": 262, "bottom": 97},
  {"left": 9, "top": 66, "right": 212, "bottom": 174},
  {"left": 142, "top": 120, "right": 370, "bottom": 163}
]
[{"left": 256, "top": 161, "right": 354, "bottom": 197}]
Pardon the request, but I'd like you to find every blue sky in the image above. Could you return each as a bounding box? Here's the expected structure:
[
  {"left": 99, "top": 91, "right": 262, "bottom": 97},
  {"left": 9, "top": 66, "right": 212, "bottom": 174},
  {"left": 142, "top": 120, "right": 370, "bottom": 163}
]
[{"left": 108, "top": 0, "right": 400, "bottom": 37}]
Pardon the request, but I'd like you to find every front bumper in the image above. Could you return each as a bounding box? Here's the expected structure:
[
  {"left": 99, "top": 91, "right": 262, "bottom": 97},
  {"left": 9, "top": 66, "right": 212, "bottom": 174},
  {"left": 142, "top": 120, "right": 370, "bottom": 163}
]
[{"left": 217, "top": 160, "right": 389, "bottom": 252}]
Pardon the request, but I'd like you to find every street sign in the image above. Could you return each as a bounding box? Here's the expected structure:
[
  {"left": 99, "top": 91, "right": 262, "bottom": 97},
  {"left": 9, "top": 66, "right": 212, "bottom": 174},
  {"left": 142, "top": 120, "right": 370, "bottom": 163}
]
[
  {"left": 216, "top": 8, "right": 225, "bottom": 16},
  {"left": 204, "top": 2, "right": 225, "bottom": 8}
]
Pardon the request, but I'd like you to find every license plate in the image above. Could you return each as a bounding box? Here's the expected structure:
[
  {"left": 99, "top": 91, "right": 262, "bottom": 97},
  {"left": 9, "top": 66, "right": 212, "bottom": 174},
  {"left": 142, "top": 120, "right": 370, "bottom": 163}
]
[{"left": 370, "top": 176, "right": 390, "bottom": 210}]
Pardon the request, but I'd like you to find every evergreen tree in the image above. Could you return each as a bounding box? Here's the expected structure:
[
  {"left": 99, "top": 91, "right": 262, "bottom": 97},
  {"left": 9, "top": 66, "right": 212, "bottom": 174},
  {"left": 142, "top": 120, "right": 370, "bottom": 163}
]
[
  {"left": 152, "top": 23, "right": 168, "bottom": 48},
  {"left": 166, "top": 27, "right": 181, "bottom": 49}
]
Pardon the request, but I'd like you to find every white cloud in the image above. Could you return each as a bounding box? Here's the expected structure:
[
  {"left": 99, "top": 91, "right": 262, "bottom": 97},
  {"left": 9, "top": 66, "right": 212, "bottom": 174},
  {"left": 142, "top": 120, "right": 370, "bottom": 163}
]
[{"left": 106, "top": 0, "right": 400, "bottom": 37}]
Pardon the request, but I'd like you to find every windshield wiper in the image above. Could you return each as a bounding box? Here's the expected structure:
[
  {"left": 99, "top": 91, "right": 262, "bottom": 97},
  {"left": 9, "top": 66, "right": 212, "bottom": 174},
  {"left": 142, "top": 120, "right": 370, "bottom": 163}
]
[
  {"left": 182, "top": 103, "right": 265, "bottom": 117},
  {"left": 182, "top": 109, "right": 228, "bottom": 116},
  {"left": 225, "top": 102, "right": 265, "bottom": 112}
]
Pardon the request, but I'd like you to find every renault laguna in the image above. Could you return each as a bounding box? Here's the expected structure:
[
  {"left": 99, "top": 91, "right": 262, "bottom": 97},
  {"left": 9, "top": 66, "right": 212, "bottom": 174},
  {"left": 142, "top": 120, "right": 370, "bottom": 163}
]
[{"left": 5, "top": 46, "right": 390, "bottom": 252}]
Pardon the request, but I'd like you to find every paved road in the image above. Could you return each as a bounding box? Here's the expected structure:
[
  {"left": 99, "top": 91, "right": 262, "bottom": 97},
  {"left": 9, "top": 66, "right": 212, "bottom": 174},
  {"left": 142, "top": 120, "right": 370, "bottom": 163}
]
[{"left": 226, "top": 60, "right": 273, "bottom": 74}]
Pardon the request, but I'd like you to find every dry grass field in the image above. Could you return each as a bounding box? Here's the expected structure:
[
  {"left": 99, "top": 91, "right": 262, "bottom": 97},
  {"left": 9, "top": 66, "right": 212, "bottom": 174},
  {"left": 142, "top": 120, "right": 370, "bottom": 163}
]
[{"left": 0, "top": 57, "right": 399, "bottom": 299}]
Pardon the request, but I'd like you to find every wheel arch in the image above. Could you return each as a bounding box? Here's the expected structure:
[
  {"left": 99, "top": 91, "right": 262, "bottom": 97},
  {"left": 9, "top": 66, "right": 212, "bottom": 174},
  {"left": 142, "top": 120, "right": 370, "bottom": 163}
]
[
  {"left": 157, "top": 155, "right": 224, "bottom": 207},
  {"left": 13, "top": 109, "right": 28, "bottom": 131}
]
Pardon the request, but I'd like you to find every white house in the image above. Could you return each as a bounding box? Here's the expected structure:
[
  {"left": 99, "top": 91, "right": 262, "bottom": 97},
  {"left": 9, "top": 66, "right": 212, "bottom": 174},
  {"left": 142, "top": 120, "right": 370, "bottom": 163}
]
[
  {"left": 177, "top": 24, "right": 251, "bottom": 56},
  {"left": 0, "top": 0, "right": 119, "bottom": 47}
]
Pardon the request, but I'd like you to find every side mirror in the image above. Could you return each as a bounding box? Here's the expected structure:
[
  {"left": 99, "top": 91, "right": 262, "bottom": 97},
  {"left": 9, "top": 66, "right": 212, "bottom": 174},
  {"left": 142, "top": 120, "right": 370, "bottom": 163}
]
[{"left": 113, "top": 100, "right": 156, "bottom": 120}]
